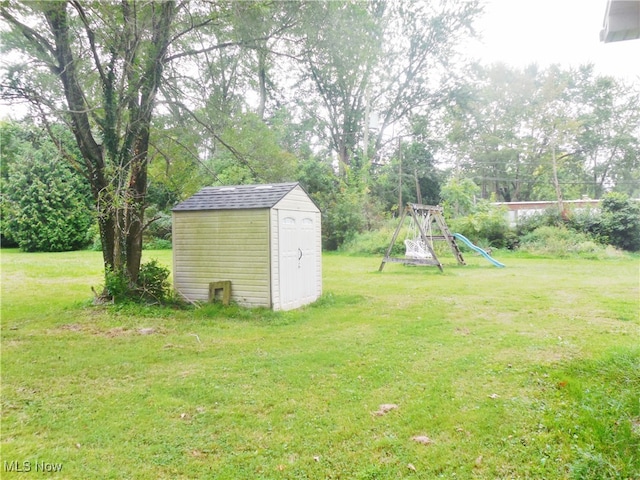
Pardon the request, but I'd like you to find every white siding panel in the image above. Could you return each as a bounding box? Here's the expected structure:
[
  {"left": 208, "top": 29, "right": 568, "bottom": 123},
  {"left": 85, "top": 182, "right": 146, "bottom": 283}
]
[
  {"left": 314, "top": 211, "right": 322, "bottom": 299},
  {"left": 173, "top": 209, "right": 271, "bottom": 307},
  {"left": 270, "top": 208, "right": 280, "bottom": 310},
  {"left": 273, "top": 186, "right": 320, "bottom": 212}
]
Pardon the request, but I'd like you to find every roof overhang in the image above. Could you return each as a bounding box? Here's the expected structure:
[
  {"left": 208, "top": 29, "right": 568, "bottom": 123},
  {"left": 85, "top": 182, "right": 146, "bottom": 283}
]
[{"left": 600, "top": 0, "right": 640, "bottom": 42}]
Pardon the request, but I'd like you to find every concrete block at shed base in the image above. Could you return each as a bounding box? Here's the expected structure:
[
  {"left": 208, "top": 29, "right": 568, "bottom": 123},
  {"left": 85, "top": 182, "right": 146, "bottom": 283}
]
[{"left": 209, "top": 281, "right": 231, "bottom": 306}]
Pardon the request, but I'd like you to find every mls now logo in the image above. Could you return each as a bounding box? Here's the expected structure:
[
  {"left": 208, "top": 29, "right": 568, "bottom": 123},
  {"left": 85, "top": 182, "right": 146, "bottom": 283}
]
[{"left": 4, "top": 460, "right": 63, "bottom": 472}]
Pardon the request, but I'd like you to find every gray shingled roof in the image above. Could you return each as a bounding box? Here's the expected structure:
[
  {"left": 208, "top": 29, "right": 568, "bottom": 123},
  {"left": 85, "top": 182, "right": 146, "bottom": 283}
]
[{"left": 172, "top": 182, "right": 300, "bottom": 211}]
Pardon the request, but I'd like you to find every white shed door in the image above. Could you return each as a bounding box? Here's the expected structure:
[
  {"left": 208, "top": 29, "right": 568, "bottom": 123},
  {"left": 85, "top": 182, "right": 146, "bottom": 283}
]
[{"left": 278, "top": 211, "right": 317, "bottom": 310}]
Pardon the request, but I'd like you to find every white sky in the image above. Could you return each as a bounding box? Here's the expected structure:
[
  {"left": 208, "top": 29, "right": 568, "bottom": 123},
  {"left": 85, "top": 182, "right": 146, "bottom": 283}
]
[{"left": 467, "top": 0, "right": 640, "bottom": 81}]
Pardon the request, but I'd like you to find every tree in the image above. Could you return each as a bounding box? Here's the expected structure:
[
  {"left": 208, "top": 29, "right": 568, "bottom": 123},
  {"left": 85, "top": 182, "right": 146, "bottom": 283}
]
[
  {"left": 3, "top": 123, "right": 93, "bottom": 252},
  {"left": 2, "top": 2, "right": 304, "bottom": 296},
  {"left": 370, "top": 139, "right": 442, "bottom": 215},
  {"left": 1, "top": 1, "right": 178, "bottom": 290},
  {"left": 370, "top": 0, "right": 480, "bottom": 161},
  {"left": 297, "top": 1, "right": 383, "bottom": 174},
  {"left": 573, "top": 67, "right": 640, "bottom": 198},
  {"left": 293, "top": 0, "right": 481, "bottom": 178},
  {"left": 444, "top": 63, "right": 640, "bottom": 203},
  {"left": 445, "top": 63, "right": 546, "bottom": 202},
  {"left": 440, "top": 177, "right": 479, "bottom": 218}
]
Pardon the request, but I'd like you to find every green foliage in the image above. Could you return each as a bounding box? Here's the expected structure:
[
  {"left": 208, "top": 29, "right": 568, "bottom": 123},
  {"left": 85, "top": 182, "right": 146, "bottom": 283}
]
[
  {"left": 340, "top": 218, "right": 405, "bottom": 256},
  {"left": 214, "top": 112, "right": 298, "bottom": 184},
  {"left": 323, "top": 185, "right": 368, "bottom": 250},
  {"left": 297, "top": 157, "right": 337, "bottom": 201},
  {"left": 104, "top": 260, "right": 171, "bottom": 304},
  {"left": 516, "top": 207, "right": 565, "bottom": 237},
  {"left": 3, "top": 128, "right": 93, "bottom": 252},
  {"left": 516, "top": 195, "right": 640, "bottom": 252},
  {"left": 142, "top": 208, "right": 172, "bottom": 249},
  {"left": 446, "top": 63, "right": 640, "bottom": 201},
  {"left": 298, "top": 157, "right": 384, "bottom": 251},
  {"left": 448, "top": 200, "right": 514, "bottom": 248},
  {"left": 440, "top": 179, "right": 513, "bottom": 248},
  {"left": 104, "top": 268, "right": 131, "bottom": 301},
  {"left": 142, "top": 238, "right": 172, "bottom": 250},
  {"left": 440, "top": 177, "right": 480, "bottom": 217},
  {"left": 598, "top": 192, "right": 640, "bottom": 252},
  {"left": 136, "top": 260, "right": 171, "bottom": 303},
  {"left": 564, "top": 208, "right": 602, "bottom": 239},
  {"left": 519, "top": 226, "right": 613, "bottom": 258},
  {"left": 370, "top": 141, "right": 443, "bottom": 214}
]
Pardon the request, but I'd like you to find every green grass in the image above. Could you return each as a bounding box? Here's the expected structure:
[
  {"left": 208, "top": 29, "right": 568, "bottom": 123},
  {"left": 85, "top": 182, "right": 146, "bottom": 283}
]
[{"left": 1, "top": 249, "right": 639, "bottom": 479}]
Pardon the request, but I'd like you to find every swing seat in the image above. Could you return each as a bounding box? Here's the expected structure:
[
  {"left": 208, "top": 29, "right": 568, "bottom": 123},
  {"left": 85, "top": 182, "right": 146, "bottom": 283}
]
[{"left": 404, "top": 238, "right": 432, "bottom": 259}]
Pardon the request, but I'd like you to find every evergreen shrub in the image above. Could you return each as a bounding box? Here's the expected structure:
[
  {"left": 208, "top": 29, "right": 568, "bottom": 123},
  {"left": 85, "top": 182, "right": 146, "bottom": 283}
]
[{"left": 5, "top": 143, "right": 93, "bottom": 252}]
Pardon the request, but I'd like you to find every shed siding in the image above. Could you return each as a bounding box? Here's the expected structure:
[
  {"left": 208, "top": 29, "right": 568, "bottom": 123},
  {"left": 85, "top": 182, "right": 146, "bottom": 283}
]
[
  {"left": 313, "top": 210, "right": 322, "bottom": 300},
  {"left": 273, "top": 185, "right": 321, "bottom": 213},
  {"left": 270, "top": 208, "right": 281, "bottom": 309},
  {"left": 173, "top": 209, "right": 271, "bottom": 307}
]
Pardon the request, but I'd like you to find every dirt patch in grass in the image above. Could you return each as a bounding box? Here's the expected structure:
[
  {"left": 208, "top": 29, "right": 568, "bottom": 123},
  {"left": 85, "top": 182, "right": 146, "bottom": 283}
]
[{"left": 53, "top": 323, "right": 166, "bottom": 338}]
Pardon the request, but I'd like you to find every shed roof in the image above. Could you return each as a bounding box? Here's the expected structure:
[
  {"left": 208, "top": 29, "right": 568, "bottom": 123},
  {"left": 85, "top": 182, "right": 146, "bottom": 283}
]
[{"left": 173, "top": 182, "right": 302, "bottom": 211}]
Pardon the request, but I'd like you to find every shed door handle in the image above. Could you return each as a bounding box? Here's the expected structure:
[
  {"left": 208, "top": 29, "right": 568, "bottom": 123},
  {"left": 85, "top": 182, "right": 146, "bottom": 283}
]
[{"left": 298, "top": 248, "right": 303, "bottom": 260}]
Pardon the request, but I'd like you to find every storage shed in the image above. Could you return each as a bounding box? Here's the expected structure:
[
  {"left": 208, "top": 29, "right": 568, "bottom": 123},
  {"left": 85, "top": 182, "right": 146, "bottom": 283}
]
[{"left": 172, "top": 182, "right": 322, "bottom": 310}]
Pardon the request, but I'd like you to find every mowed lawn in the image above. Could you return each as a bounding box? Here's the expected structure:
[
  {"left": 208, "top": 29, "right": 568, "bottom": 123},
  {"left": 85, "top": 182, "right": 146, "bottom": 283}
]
[{"left": 1, "top": 249, "right": 639, "bottom": 479}]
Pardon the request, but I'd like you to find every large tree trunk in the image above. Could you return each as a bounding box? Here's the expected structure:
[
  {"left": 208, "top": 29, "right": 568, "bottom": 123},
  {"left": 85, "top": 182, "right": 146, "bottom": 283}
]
[{"left": 42, "top": 1, "right": 175, "bottom": 288}]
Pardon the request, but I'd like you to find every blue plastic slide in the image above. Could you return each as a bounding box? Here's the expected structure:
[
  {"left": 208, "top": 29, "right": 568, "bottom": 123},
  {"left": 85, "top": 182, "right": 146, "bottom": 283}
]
[{"left": 453, "top": 233, "right": 506, "bottom": 268}]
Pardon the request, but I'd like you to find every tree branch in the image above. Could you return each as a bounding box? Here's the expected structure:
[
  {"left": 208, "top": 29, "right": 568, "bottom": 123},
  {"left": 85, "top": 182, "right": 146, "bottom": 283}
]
[
  {"left": 0, "top": 8, "right": 57, "bottom": 70},
  {"left": 69, "top": 0, "right": 106, "bottom": 84}
]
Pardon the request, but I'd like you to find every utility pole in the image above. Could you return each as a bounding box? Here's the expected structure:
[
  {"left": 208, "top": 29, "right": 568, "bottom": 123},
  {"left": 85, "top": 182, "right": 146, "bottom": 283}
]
[
  {"left": 551, "top": 140, "right": 564, "bottom": 216},
  {"left": 414, "top": 169, "right": 422, "bottom": 205},
  {"left": 397, "top": 138, "right": 403, "bottom": 215}
]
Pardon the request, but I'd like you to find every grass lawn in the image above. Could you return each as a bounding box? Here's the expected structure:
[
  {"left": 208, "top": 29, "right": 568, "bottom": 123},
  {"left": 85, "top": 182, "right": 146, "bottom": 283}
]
[{"left": 1, "top": 248, "right": 639, "bottom": 479}]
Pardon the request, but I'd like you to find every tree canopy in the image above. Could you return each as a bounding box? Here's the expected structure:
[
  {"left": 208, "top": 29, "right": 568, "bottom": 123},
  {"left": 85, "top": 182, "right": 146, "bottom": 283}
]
[{"left": 1, "top": 0, "right": 638, "bottom": 274}]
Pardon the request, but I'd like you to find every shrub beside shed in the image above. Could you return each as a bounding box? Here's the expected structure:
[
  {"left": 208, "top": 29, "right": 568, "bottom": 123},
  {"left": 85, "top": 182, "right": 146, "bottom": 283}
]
[{"left": 172, "top": 182, "right": 322, "bottom": 310}]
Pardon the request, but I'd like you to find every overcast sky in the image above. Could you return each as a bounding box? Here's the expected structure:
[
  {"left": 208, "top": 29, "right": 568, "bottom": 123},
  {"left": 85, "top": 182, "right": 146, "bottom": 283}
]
[{"left": 468, "top": 0, "right": 640, "bottom": 81}]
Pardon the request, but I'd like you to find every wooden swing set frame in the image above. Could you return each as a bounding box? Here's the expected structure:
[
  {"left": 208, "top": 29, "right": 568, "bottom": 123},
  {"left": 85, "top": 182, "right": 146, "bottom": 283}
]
[{"left": 379, "top": 203, "right": 466, "bottom": 272}]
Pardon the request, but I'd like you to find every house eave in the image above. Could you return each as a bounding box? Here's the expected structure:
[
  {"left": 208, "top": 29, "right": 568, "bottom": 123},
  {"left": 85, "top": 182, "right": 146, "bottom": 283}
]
[{"left": 600, "top": 0, "right": 640, "bottom": 43}]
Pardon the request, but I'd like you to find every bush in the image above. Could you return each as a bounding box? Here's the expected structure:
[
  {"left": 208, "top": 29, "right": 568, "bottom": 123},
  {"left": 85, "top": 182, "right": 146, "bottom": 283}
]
[
  {"left": 517, "top": 208, "right": 565, "bottom": 237},
  {"left": 143, "top": 238, "right": 172, "bottom": 250},
  {"left": 137, "top": 260, "right": 171, "bottom": 302},
  {"left": 598, "top": 192, "right": 640, "bottom": 252},
  {"left": 440, "top": 177, "right": 480, "bottom": 217},
  {"left": 448, "top": 201, "right": 514, "bottom": 249},
  {"left": 519, "top": 226, "right": 611, "bottom": 258},
  {"left": 321, "top": 186, "right": 370, "bottom": 251},
  {"left": 143, "top": 209, "right": 172, "bottom": 245},
  {"left": 516, "top": 196, "right": 640, "bottom": 252},
  {"left": 104, "top": 260, "right": 171, "bottom": 304},
  {"left": 4, "top": 142, "right": 93, "bottom": 252},
  {"left": 340, "top": 218, "right": 406, "bottom": 256}
]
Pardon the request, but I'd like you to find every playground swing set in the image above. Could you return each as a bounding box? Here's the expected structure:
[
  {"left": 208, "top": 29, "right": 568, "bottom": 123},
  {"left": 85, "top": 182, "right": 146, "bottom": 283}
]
[{"left": 379, "top": 203, "right": 505, "bottom": 272}]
